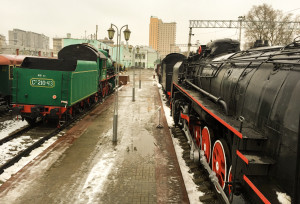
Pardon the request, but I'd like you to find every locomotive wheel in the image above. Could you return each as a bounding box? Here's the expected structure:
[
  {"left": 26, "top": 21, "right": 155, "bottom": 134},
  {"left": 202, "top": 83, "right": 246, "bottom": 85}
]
[
  {"left": 193, "top": 124, "right": 201, "bottom": 147},
  {"left": 201, "top": 126, "right": 213, "bottom": 163},
  {"left": 95, "top": 94, "right": 101, "bottom": 103},
  {"left": 227, "top": 165, "right": 233, "bottom": 196},
  {"left": 172, "top": 100, "right": 180, "bottom": 127},
  {"left": 100, "top": 83, "right": 106, "bottom": 98},
  {"left": 212, "top": 139, "right": 231, "bottom": 193},
  {"left": 106, "top": 84, "right": 109, "bottom": 95}
]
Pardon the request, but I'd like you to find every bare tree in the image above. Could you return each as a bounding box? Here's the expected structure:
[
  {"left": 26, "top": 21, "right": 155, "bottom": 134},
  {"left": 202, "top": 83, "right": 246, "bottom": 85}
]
[{"left": 245, "top": 4, "right": 299, "bottom": 47}]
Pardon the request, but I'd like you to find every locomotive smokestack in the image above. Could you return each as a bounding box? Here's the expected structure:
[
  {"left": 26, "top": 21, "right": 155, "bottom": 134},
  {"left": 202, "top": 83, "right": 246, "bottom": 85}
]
[{"left": 264, "top": 40, "right": 269, "bottom": 46}]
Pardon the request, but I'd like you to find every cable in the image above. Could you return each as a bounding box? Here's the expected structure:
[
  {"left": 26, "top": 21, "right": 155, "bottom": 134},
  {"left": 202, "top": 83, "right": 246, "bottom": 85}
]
[{"left": 283, "top": 7, "right": 300, "bottom": 14}]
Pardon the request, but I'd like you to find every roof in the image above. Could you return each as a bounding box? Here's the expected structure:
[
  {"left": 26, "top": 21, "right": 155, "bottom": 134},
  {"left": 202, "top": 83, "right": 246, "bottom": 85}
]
[
  {"left": 0, "top": 54, "right": 27, "bottom": 65},
  {"left": 58, "top": 44, "right": 106, "bottom": 61}
]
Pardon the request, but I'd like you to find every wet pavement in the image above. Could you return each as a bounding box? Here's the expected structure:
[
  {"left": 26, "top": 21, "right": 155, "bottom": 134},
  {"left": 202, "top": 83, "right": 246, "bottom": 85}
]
[{"left": 0, "top": 68, "right": 189, "bottom": 204}]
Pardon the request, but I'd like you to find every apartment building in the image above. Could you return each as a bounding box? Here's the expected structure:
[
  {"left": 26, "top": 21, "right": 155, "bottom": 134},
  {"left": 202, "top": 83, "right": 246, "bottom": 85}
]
[
  {"left": 149, "top": 16, "right": 178, "bottom": 58},
  {"left": 2, "top": 29, "right": 52, "bottom": 56}
]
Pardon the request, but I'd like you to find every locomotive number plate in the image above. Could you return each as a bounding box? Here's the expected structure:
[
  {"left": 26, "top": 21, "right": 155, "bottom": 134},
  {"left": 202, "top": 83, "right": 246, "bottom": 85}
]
[{"left": 30, "top": 78, "right": 55, "bottom": 88}]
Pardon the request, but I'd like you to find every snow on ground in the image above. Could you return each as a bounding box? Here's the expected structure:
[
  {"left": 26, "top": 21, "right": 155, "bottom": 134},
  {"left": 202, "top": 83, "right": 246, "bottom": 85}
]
[
  {"left": 0, "top": 119, "right": 28, "bottom": 140},
  {"left": 155, "top": 78, "right": 204, "bottom": 204},
  {"left": 75, "top": 129, "right": 117, "bottom": 204},
  {"left": 0, "top": 116, "right": 68, "bottom": 186},
  {"left": 0, "top": 136, "right": 39, "bottom": 166},
  {"left": 77, "top": 151, "right": 116, "bottom": 204},
  {"left": 277, "top": 192, "right": 291, "bottom": 204}
]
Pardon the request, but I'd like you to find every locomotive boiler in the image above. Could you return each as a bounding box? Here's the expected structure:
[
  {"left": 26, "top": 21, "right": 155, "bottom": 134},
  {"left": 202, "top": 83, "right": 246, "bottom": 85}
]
[{"left": 168, "top": 38, "right": 300, "bottom": 203}]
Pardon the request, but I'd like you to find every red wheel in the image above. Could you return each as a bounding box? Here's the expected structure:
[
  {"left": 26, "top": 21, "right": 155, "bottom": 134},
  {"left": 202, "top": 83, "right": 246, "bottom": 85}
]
[
  {"left": 201, "top": 126, "right": 212, "bottom": 163},
  {"left": 106, "top": 85, "right": 109, "bottom": 95},
  {"left": 212, "top": 139, "right": 230, "bottom": 193},
  {"left": 95, "top": 94, "right": 99, "bottom": 103},
  {"left": 193, "top": 125, "right": 201, "bottom": 147},
  {"left": 102, "top": 86, "right": 106, "bottom": 97},
  {"left": 228, "top": 165, "right": 233, "bottom": 195}
]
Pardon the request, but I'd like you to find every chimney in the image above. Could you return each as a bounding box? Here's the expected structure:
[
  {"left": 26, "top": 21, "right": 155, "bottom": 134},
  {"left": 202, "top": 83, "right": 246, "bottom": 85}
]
[
  {"left": 16, "top": 49, "right": 19, "bottom": 55},
  {"left": 38, "top": 51, "right": 41, "bottom": 56}
]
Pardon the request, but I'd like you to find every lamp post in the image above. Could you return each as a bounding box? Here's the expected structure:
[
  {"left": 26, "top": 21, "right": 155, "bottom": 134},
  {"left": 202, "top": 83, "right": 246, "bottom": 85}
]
[
  {"left": 107, "top": 24, "right": 131, "bottom": 143},
  {"left": 139, "top": 50, "right": 142, "bottom": 89},
  {"left": 129, "top": 46, "right": 139, "bottom": 101}
]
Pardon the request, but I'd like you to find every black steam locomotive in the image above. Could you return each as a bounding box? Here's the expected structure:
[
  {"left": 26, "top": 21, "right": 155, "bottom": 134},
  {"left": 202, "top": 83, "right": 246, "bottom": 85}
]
[{"left": 161, "top": 38, "right": 300, "bottom": 203}]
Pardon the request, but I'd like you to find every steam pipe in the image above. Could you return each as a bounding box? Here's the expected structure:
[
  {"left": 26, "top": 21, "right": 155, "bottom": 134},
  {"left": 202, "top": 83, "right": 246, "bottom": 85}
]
[{"left": 185, "top": 79, "right": 228, "bottom": 115}]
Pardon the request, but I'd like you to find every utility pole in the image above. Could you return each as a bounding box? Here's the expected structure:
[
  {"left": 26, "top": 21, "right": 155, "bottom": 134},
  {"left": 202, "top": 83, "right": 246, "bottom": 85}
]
[
  {"left": 96, "top": 25, "right": 98, "bottom": 40},
  {"left": 238, "top": 16, "right": 245, "bottom": 43},
  {"left": 187, "top": 27, "right": 193, "bottom": 57}
]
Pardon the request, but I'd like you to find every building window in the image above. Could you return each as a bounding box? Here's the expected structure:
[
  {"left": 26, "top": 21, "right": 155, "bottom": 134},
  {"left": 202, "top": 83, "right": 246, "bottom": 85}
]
[{"left": 143, "top": 62, "right": 145, "bottom": 68}]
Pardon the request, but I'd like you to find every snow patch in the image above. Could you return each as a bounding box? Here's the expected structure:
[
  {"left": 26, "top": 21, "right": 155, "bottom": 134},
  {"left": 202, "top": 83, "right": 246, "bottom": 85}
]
[
  {"left": 276, "top": 192, "right": 291, "bottom": 204},
  {"left": 0, "top": 136, "right": 39, "bottom": 165},
  {"left": 77, "top": 152, "right": 116, "bottom": 204},
  {"left": 0, "top": 119, "right": 28, "bottom": 140}
]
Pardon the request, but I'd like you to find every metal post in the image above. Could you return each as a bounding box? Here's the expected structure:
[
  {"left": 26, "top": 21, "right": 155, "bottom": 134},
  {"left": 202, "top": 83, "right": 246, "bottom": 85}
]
[
  {"left": 112, "top": 24, "right": 119, "bottom": 143},
  {"left": 156, "top": 106, "right": 163, "bottom": 128},
  {"left": 111, "top": 24, "right": 129, "bottom": 143},
  {"left": 139, "top": 54, "right": 141, "bottom": 89},
  {"left": 132, "top": 66, "right": 135, "bottom": 101},
  {"left": 187, "top": 27, "right": 192, "bottom": 57},
  {"left": 238, "top": 16, "right": 245, "bottom": 43}
]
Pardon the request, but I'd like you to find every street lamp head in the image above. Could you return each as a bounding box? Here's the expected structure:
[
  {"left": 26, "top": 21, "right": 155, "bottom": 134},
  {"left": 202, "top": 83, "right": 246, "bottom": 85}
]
[
  {"left": 123, "top": 27, "right": 131, "bottom": 41},
  {"left": 107, "top": 27, "right": 115, "bottom": 40},
  {"left": 136, "top": 46, "right": 140, "bottom": 54}
]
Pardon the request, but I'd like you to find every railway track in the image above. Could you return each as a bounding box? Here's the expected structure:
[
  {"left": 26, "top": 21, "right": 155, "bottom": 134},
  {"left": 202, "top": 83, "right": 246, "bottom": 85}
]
[
  {"left": 0, "top": 95, "right": 109, "bottom": 175},
  {"left": 0, "top": 123, "right": 60, "bottom": 174},
  {"left": 171, "top": 127, "right": 226, "bottom": 204},
  {"left": 0, "top": 123, "right": 33, "bottom": 145}
]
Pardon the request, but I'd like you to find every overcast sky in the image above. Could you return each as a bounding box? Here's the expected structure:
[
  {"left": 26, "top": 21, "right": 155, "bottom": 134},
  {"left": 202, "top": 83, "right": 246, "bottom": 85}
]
[{"left": 0, "top": 0, "right": 299, "bottom": 50}]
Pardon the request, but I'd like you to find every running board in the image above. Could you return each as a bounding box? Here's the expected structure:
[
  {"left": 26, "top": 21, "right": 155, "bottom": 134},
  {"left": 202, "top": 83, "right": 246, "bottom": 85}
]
[{"left": 237, "top": 150, "right": 275, "bottom": 176}]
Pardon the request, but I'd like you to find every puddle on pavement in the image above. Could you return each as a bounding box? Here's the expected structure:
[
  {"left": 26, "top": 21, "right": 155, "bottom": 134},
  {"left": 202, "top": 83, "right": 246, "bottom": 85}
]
[{"left": 129, "top": 129, "right": 155, "bottom": 157}]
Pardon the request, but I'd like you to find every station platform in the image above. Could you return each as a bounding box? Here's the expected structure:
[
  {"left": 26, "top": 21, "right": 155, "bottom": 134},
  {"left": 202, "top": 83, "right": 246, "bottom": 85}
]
[{"left": 0, "top": 69, "right": 189, "bottom": 204}]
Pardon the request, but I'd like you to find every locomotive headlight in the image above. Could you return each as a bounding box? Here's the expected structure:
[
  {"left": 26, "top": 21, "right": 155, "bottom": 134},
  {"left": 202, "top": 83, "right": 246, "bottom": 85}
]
[{"left": 52, "top": 95, "right": 57, "bottom": 99}]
